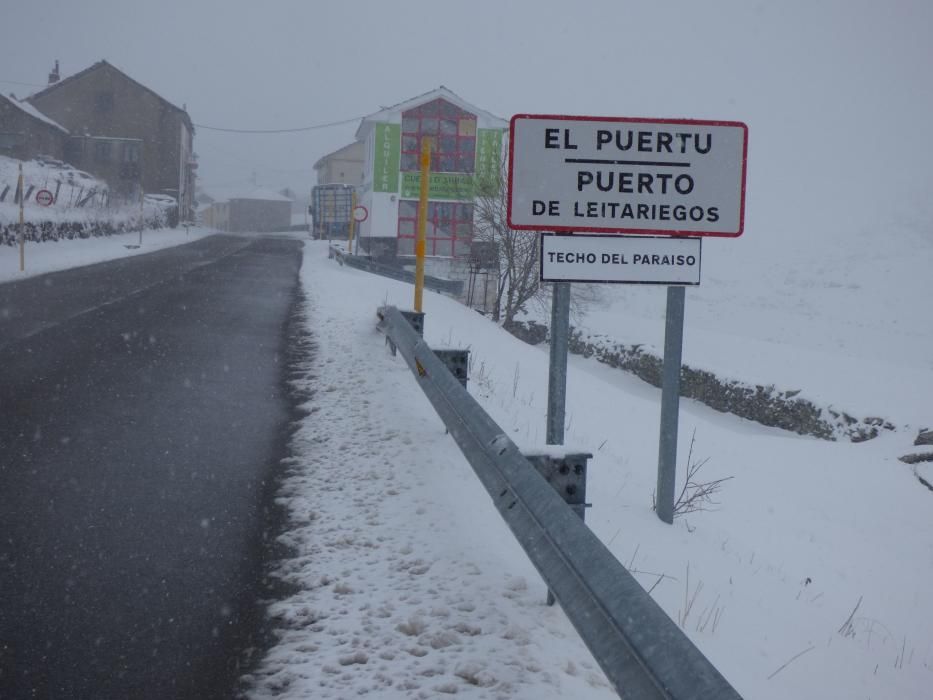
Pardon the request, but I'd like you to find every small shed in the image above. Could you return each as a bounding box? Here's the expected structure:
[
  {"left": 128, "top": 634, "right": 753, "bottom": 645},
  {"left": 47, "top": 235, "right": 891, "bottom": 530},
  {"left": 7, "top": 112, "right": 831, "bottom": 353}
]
[{"left": 204, "top": 187, "right": 292, "bottom": 232}]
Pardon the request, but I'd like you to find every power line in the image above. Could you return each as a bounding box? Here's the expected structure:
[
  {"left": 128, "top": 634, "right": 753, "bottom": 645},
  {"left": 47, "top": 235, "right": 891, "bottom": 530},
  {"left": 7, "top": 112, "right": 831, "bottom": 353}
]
[
  {"left": 193, "top": 114, "right": 366, "bottom": 134},
  {"left": 0, "top": 80, "right": 369, "bottom": 133},
  {"left": 0, "top": 79, "right": 46, "bottom": 89}
]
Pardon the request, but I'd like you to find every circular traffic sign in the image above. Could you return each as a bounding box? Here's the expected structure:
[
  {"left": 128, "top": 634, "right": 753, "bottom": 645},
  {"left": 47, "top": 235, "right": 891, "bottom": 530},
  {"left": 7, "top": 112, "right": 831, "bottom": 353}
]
[
  {"left": 352, "top": 205, "right": 369, "bottom": 223},
  {"left": 35, "top": 189, "right": 54, "bottom": 206}
]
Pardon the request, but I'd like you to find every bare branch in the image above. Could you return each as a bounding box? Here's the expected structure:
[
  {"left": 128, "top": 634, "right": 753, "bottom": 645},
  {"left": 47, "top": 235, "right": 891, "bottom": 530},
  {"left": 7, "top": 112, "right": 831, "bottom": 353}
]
[{"left": 657, "top": 429, "right": 734, "bottom": 519}]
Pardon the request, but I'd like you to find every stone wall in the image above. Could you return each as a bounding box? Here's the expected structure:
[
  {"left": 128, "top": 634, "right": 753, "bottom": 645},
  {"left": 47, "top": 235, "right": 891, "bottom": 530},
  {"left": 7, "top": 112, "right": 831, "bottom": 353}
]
[{"left": 506, "top": 320, "right": 896, "bottom": 442}]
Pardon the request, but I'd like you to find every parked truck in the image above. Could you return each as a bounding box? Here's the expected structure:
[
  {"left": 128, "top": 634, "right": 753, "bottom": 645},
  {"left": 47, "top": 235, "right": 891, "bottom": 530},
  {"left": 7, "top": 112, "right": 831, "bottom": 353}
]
[{"left": 309, "top": 183, "right": 355, "bottom": 240}]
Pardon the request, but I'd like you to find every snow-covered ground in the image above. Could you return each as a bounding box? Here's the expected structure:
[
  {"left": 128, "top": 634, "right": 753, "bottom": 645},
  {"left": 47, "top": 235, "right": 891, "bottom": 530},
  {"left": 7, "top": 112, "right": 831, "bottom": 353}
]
[
  {"left": 571, "top": 229, "right": 933, "bottom": 431},
  {"left": 0, "top": 226, "right": 211, "bottom": 282},
  {"left": 245, "top": 241, "right": 933, "bottom": 699},
  {"left": 3, "top": 227, "right": 930, "bottom": 698}
]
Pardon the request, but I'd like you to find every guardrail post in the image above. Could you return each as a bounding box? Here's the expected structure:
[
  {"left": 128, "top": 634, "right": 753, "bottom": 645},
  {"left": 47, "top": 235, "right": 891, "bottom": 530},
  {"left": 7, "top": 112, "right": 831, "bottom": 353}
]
[{"left": 525, "top": 452, "right": 592, "bottom": 605}]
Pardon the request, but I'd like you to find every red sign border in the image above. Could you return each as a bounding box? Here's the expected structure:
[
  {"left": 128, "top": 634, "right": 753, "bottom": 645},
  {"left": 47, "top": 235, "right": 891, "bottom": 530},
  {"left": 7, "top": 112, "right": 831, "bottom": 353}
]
[
  {"left": 352, "top": 205, "right": 369, "bottom": 223},
  {"left": 35, "top": 188, "right": 55, "bottom": 206},
  {"left": 507, "top": 114, "right": 748, "bottom": 238}
]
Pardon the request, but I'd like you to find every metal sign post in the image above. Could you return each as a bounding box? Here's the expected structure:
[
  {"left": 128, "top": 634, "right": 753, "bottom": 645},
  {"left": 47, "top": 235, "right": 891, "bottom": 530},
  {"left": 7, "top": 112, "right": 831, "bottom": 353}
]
[
  {"left": 352, "top": 204, "right": 368, "bottom": 256},
  {"left": 546, "top": 279, "right": 571, "bottom": 445},
  {"left": 656, "top": 285, "right": 686, "bottom": 524},
  {"left": 545, "top": 277, "right": 571, "bottom": 607},
  {"left": 346, "top": 190, "right": 357, "bottom": 254}
]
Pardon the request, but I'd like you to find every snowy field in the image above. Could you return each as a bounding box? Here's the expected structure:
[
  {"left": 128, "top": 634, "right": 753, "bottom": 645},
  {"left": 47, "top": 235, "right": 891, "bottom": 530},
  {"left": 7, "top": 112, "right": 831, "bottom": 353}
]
[{"left": 246, "top": 240, "right": 933, "bottom": 699}]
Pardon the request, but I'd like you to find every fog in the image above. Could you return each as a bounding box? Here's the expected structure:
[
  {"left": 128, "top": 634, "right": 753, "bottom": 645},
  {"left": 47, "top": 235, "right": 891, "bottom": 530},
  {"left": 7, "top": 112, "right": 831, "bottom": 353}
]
[{"left": 3, "top": 0, "right": 931, "bottom": 243}]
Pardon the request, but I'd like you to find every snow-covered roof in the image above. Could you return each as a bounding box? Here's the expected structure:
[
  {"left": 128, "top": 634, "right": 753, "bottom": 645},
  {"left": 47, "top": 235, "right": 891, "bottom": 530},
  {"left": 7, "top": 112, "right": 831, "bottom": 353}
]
[
  {"left": 0, "top": 93, "right": 68, "bottom": 133},
  {"left": 313, "top": 140, "right": 364, "bottom": 171},
  {"left": 27, "top": 60, "right": 193, "bottom": 132},
  {"left": 355, "top": 86, "right": 507, "bottom": 140}
]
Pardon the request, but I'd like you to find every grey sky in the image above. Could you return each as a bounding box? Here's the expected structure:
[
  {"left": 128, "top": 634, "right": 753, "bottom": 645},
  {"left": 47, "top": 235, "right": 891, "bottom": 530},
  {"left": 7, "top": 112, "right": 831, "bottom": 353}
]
[{"left": 3, "top": 0, "right": 931, "bottom": 240}]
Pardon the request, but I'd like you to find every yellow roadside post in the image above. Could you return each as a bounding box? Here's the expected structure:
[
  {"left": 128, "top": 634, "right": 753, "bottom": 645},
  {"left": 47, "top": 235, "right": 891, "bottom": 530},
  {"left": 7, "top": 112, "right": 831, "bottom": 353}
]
[
  {"left": 414, "top": 136, "right": 432, "bottom": 312},
  {"left": 139, "top": 189, "right": 146, "bottom": 246},
  {"left": 18, "top": 164, "right": 25, "bottom": 271},
  {"left": 347, "top": 190, "right": 357, "bottom": 254}
]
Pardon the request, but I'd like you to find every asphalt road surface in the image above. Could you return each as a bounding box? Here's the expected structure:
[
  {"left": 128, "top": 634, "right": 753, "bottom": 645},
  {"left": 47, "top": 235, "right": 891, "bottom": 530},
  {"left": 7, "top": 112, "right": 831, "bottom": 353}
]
[{"left": 0, "top": 234, "right": 303, "bottom": 698}]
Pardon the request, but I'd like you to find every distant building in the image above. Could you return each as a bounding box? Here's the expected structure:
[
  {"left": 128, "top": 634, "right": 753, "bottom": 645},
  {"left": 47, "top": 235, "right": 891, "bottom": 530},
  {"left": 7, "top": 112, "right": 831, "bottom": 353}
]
[
  {"left": 313, "top": 141, "right": 365, "bottom": 186},
  {"left": 202, "top": 187, "right": 291, "bottom": 232},
  {"left": 26, "top": 60, "right": 195, "bottom": 215},
  {"left": 0, "top": 92, "right": 68, "bottom": 162},
  {"left": 352, "top": 86, "right": 507, "bottom": 260}
]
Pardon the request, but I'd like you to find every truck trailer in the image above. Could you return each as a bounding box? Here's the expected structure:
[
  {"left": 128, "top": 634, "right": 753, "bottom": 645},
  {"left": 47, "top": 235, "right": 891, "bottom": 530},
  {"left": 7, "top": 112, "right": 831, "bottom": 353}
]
[{"left": 309, "top": 183, "right": 355, "bottom": 240}]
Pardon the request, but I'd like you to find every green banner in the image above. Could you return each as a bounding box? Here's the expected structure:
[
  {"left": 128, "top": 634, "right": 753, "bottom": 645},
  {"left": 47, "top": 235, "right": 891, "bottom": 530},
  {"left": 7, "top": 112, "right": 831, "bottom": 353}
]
[
  {"left": 373, "top": 123, "right": 400, "bottom": 193},
  {"left": 400, "top": 172, "right": 474, "bottom": 201},
  {"left": 475, "top": 128, "right": 504, "bottom": 196}
]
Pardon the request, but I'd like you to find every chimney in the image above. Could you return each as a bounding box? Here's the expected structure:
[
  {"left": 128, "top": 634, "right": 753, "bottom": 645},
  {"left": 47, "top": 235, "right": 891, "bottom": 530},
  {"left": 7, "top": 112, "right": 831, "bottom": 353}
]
[{"left": 48, "top": 60, "right": 60, "bottom": 85}]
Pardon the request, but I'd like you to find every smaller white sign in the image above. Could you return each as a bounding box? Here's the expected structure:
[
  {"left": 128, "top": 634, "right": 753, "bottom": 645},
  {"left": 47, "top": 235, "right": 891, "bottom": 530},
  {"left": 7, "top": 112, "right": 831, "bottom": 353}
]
[{"left": 540, "top": 234, "right": 701, "bottom": 285}]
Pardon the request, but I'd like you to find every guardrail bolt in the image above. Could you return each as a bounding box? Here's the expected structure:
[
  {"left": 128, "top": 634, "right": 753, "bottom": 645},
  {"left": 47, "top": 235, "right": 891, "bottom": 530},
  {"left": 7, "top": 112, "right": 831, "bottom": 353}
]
[
  {"left": 432, "top": 348, "right": 470, "bottom": 389},
  {"left": 399, "top": 310, "right": 425, "bottom": 337}
]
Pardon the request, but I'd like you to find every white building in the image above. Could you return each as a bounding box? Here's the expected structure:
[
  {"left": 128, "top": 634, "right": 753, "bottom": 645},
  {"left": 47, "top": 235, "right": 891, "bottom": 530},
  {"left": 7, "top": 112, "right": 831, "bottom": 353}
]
[{"left": 352, "top": 87, "right": 507, "bottom": 265}]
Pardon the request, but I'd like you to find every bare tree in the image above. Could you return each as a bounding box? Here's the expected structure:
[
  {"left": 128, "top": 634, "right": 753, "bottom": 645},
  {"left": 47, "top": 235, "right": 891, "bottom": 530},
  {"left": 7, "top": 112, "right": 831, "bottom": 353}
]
[{"left": 473, "top": 159, "right": 544, "bottom": 325}]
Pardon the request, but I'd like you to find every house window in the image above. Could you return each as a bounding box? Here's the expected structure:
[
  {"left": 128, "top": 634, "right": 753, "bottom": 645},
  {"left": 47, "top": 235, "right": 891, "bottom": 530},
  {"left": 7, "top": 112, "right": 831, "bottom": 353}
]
[
  {"left": 94, "top": 141, "right": 112, "bottom": 162},
  {"left": 123, "top": 143, "right": 140, "bottom": 163},
  {"left": 397, "top": 200, "right": 473, "bottom": 258},
  {"left": 400, "top": 98, "right": 476, "bottom": 173}
]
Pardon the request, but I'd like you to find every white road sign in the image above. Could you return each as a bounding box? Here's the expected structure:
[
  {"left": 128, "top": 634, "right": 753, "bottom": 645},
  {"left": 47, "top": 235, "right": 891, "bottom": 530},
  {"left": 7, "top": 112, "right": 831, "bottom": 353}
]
[
  {"left": 508, "top": 115, "right": 748, "bottom": 237},
  {"left": 540, "top": 234, "right": 701, "bottom": 285}
]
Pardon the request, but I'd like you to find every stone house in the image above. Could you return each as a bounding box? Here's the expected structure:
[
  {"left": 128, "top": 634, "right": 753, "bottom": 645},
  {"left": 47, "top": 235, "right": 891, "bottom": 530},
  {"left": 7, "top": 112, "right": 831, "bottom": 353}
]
[{"left": 26, "top": 61, "right": 195, "bottom": 215}]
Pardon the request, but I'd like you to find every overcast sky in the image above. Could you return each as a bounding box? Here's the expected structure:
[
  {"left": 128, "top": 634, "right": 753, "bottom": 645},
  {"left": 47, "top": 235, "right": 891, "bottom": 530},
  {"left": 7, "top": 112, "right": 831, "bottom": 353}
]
[{"left": 3, "top": 0, "right": 931, "bottom": 241}]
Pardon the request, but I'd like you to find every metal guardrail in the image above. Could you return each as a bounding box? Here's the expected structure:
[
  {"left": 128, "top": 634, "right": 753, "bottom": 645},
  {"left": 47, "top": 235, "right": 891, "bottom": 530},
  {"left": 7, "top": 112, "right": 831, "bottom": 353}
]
[
  {"left": 331, "top": 245, "right": 464, "bottom": 296},
  {"left": 377, "top": 305, "right": 743, "bottom": 700}
]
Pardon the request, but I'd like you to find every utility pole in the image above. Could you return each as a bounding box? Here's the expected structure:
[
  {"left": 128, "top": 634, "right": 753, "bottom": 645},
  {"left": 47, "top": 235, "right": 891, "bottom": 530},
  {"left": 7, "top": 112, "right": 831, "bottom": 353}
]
[{"left": 18, "top": 164, "right": 25, "bottom": 271}]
